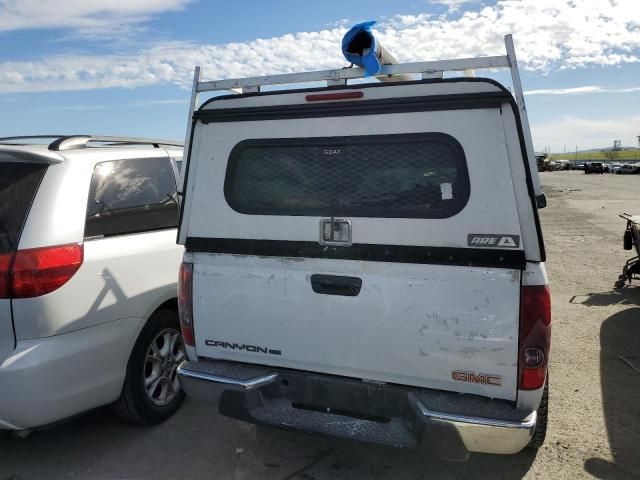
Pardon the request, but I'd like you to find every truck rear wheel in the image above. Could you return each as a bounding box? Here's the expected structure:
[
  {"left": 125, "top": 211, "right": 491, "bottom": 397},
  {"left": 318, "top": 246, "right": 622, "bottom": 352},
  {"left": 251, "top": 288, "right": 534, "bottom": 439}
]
[
  {"left": 527, "top": 377, "right": 549, "bottom": 449},
  {"left": 112, "top": 309, "right": 186, "bottom": 425}
]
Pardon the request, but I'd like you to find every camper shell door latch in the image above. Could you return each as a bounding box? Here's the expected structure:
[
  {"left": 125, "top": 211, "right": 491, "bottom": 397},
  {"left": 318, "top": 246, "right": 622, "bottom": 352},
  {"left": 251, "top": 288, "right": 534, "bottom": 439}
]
[{"left": 319, "top": 218, "right": 352, "bottom": 246}]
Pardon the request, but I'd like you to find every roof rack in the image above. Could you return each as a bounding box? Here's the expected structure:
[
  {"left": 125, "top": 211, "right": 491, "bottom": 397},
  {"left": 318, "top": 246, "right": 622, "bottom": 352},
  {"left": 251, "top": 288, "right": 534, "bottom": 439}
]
[
  {"left": 0, "top": 135, "right": 67, "bottom": 145},
  {"left": 180, "top": 34, "right": 544, "bottom": 207},
  {"left": 0, "top": 135, "right": 183, "bottom": 151}
]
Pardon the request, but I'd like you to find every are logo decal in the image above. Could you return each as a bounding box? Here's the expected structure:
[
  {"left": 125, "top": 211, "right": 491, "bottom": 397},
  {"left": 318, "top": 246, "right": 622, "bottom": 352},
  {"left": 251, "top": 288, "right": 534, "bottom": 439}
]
[
  {"left": 452, "top": 370, "right": 502, "bottom": 386},
  {"left": 467, "top": 234, "right": 520, "bottom": 248}
]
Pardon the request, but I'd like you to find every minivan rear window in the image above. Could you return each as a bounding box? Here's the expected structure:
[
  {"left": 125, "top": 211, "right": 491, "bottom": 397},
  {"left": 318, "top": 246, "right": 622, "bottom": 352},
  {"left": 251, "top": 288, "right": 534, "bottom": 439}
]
[
  {"left": 85, "top": 157, "right": 178, "bottom": 238},
  {"left": 0, "top": 160, "right": 47, "bottom": 253},
  {"left": 224, "top": 133, "right": 469, "bottom": 218}
]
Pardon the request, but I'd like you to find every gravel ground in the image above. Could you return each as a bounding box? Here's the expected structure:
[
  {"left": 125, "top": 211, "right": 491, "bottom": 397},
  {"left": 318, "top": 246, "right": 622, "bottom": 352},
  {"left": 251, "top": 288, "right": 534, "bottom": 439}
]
[{"left": 1, "top": 171, "right": 639, "bottom": 480}]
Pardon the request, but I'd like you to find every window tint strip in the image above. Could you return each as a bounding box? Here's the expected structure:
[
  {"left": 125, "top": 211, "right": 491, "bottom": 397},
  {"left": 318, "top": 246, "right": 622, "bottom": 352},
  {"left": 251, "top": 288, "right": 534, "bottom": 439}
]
[{"left": 224, "top": 133, "right": 469, "bottom": 219}]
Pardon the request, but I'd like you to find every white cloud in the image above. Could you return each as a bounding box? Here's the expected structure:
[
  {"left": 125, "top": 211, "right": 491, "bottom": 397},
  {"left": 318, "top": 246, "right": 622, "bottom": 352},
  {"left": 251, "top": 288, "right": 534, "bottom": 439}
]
[
  {"left": 525, "top": 86, "right": 640, "bottom": 96},
  {"left": 0, "top": 0, "right": 639, "bottom": 93},
  {"left": 531, "top": 115, "right": 640, "bottom": 151},
  {"left": 37, "top": 104, "right": 109, "bottom": 112},
  {"left": 37, "top": 98, "right": 187, "bottom": 112},
  {"left": 429, "top": 0, "right": 481, "bottom": 13},
  {"left": 0, "top": 0, "right": 190, "bottom": 37},
  {"left": 525, "top": 86, "right": 604, "bottom": 95},
  {"left": 132, "top": 98, "right": 187, "bottom": 106}
]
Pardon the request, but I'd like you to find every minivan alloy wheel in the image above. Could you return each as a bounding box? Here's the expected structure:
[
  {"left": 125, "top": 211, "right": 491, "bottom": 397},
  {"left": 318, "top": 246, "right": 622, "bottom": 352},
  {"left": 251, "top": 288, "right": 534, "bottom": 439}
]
[{"left": 144, "top": 328, "right": 185, "bottom": 406}]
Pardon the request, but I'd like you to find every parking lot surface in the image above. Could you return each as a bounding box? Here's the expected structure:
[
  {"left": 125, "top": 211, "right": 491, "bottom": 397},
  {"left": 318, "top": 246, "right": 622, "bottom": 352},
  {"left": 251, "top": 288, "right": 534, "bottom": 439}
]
[{"left": 1, "top": 171, "right": 639, "bottom": 480}]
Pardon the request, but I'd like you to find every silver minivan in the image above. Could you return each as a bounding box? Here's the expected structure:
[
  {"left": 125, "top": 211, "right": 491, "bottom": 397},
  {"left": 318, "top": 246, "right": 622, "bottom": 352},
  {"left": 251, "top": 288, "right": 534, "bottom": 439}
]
[{"left": 0, "top": 135, "right": 185, "bottom": 432}]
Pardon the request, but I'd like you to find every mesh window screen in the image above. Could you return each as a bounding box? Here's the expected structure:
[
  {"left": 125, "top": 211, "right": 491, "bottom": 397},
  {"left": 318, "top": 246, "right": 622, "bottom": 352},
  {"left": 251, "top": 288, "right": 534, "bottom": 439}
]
[{"left": 224, "top": 133, "right": 469, "bottom": 218}]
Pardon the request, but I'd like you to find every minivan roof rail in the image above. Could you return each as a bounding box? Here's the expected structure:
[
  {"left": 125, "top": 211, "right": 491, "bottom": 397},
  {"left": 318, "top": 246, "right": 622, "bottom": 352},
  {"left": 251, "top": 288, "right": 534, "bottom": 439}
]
[
  {"left": 0, "top": 135, "right": 183, "bottom": 151},
  {"left": 179, "top": 34, "right": 544, "bottom": 208}
]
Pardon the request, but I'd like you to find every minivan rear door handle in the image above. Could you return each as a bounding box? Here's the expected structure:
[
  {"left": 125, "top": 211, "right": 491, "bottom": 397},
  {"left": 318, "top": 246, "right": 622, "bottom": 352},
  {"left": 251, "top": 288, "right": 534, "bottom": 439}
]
[{"left": 310, "top": 274, "right": 362, "bottom": 297}]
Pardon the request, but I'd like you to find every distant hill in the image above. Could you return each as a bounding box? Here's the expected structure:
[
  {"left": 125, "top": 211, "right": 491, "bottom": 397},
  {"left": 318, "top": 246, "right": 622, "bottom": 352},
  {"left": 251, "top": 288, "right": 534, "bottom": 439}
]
[
  {"left": 550, "top": 147, "right": 640, "bottom": 161},
  {"left": 551, "top": 147, "right": 640, "bottom": 155}
]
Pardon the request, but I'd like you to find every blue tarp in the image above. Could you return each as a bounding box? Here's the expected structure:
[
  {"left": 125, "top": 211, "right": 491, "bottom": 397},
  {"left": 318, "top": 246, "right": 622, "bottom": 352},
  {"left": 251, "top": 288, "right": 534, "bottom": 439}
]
[{"left": 341, "top": 21, "right": 381, "bottom": 76}]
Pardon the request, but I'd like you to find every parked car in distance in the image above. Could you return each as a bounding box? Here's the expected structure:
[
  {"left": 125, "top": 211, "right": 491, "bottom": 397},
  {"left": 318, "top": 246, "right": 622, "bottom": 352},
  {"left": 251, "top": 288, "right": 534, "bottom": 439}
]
[
  {"left": 572, "top": 162, "right": 586, "bottom": 171},
  {"left": 551, "top": 160, "right": 571, "bottom": 171},
  {"left": 0, "top": 135, "right": 185, "bottom": 432},
  {"left": 548, "top": 161, "right": 563, "bottom": 171},
  {"left": 585, "top": 162, "right": 604, "bottom": 174},
  {"left": 617, "top": 164, "right": 640, "bottom": 174},
  {"left": 176, "top": 64, "right": 550, "bottom": 459},
  {"left": 536, "top": 154, "right": 550, "bottom": 172},
  {"left": 610, "top": 163, "right": 623, "bottom": 174}
]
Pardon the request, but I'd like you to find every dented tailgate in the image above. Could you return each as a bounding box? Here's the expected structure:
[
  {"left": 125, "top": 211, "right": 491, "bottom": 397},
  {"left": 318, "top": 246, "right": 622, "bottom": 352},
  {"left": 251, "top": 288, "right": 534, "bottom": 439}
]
[{"left": 193, "top": 254, "right": 521, "bottom": 400}]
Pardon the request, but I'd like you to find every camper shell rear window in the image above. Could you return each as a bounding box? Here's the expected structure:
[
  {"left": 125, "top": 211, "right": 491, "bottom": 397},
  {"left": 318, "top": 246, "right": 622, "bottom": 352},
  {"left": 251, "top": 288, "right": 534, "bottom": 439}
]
[{"left": 224, "top": 133, "right": 469, "bottom": 218}]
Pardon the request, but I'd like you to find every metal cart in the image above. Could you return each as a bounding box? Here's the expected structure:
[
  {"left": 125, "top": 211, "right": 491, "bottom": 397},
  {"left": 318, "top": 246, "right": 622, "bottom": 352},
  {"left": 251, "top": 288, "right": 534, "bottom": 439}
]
[{"left": 615, "top": 213, "right": 640, "bottom": 288}]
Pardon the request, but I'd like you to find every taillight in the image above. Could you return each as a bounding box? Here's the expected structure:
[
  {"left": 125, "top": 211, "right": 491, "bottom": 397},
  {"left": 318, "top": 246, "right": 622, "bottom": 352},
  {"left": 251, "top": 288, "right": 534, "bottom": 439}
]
[
  {"left": 10, "top": 244, "right": 83, "bottom": 298},
  {"left": 518, "top": 285, "right": 551, "bottom": 390},
  {"left": 178, "top": 261, "right": 194, "bottom": 346},
  {"left": 0, "top": 252, "right": 14, "bottom": 298}
]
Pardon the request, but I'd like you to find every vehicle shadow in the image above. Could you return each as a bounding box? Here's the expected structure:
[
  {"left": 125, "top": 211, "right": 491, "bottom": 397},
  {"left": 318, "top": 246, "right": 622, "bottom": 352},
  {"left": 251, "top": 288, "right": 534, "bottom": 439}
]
[
  {"left": 569, "top": 287, "right": 640, "bottom": 307},
  {"left": 584, "top": 307, "right": 640, "bottom": 480},
  {"left": 251, "top": 424, "right": 538, "bottom": 479},
  {"left": 0, "top": 401, "right": 538, "bottom": 480}
]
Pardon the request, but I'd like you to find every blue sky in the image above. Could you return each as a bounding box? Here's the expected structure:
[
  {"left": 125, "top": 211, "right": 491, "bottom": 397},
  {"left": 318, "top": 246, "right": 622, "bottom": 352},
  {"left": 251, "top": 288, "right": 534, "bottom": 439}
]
[{"left": 0, "top": 0, "right": 639, "bottom": 152}]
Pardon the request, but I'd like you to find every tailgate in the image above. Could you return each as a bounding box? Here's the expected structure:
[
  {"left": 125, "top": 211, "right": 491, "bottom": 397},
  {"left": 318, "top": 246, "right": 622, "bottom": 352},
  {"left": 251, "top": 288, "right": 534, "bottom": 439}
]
[
  {"left": 0, "top": 155, "right": 48, "bottom": 361},
  {"left": 193, "top": 254, "right": 520, "bottom": 400}
]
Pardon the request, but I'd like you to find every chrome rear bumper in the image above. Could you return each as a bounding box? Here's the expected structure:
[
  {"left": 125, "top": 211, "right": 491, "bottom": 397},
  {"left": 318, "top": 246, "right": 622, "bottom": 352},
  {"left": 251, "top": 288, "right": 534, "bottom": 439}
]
[{"left": 179, "top": 359, "right": 535, "bottom": 460}]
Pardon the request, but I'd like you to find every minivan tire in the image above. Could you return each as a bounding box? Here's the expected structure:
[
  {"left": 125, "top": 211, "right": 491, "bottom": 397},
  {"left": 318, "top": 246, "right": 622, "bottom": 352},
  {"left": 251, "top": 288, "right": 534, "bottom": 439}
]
[
  {"left": 527, "top": 376, "right": 549, "bottom": 449},
  {"left": 112, "top": 309, "right": 185, "bottom": 426}
]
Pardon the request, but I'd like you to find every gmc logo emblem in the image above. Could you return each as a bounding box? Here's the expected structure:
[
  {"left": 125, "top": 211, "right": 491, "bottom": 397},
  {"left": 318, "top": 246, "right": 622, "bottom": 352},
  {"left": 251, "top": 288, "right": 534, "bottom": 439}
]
[{"left": 452, "top": 370, "right": 502, "bottom": 386}]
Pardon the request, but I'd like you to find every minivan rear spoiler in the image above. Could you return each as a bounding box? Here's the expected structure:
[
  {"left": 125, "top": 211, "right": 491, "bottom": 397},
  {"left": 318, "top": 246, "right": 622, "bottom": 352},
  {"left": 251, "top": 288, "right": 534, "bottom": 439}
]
[{"left": 0, "top": 148, "right": 64, "bottom": 164}]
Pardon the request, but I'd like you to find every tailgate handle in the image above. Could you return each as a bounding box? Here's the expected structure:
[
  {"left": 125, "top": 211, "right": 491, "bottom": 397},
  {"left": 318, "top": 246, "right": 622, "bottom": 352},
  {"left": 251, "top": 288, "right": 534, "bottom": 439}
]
[{"left": 311, "top": 274, "right": 362, "bottom": 297}]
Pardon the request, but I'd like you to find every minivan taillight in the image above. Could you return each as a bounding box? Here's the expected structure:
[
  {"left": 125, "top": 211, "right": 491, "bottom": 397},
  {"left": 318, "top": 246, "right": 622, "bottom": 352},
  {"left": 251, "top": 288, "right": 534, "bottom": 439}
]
[
  {"left": 0, "top": 252, "right": 14, "bottom": 298},
  {"left": 178, "top": 261, "right": 194, "bottom": 346},
  {"left": 10, "top": 244, "right": 83, "bottom": 298},
  {"left": 518, "top": 285, "right": 551, "bottom": 390}
]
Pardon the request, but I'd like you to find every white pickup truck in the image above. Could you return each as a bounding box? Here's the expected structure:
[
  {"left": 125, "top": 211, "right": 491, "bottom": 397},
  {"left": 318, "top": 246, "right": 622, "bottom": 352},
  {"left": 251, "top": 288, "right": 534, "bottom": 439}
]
[{"left": 176, "top": 36, "right": 550, "bottom": 461}]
